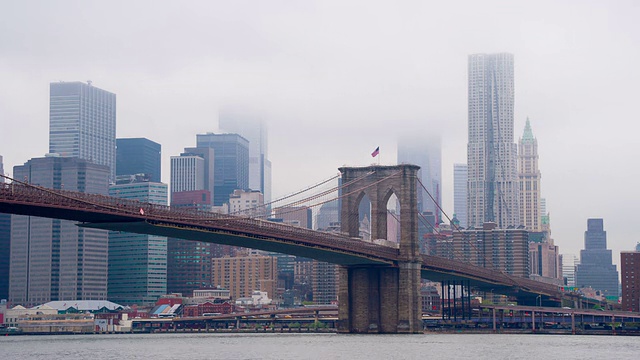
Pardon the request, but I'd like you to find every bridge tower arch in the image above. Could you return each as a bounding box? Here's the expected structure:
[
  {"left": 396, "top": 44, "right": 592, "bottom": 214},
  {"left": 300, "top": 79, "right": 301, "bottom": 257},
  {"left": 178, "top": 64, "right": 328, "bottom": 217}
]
[{"left": 338, "top": 164, "right": 422, "bottom": 333}]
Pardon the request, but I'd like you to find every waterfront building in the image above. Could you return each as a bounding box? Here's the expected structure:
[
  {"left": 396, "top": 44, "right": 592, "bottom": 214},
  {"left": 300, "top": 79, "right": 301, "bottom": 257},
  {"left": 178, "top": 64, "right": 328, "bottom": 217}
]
[
  {"left": 219, "top": 108, "right": 272, "bottom": 204},
  {"left": 621, "top": 250, "right": 640, "bottom": 312},
  {"left": 575, "top": 219, "right": 619, "bottom": 297},
  {"left": 453, "top": 163, "right": 468, "bottom": 229},
  {"left": 312, "top": 260, "right": 339, "bottom": 305},
  {"left": 452, "top": 222, "right": 529, "bottom": 278},
  {"left": 116, "top": 138, "right": 161, "bottom": 183},
  {"left": 211, "top": 255, "right": 277, "bottom": 300},
  {"left": 49, "top": 81, "right": 116, "bottom": 182},
  {"left": 467, "top": 53, "right": 520, "bottom": 229},
  {"left": 108, "top": 175, "right": 168, "bottom": 306},
  {"left": 10, "top": 156, "right": 109, "bottom": 306},
  {"left": 397, "top": 135, "right": 442, "bottom": 218},
  {"left": 560, "top": 254, "right": 579, "bottom": 287},
  {"left": 196, "top": 133, "right": 249, "bottom": 206}
]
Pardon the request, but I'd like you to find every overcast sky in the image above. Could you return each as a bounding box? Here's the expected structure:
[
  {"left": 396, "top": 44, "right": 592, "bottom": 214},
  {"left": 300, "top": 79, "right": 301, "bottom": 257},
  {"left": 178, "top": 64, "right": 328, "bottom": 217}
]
[{"left": 1, "top": 0, "right": 639, "bottom": 265}]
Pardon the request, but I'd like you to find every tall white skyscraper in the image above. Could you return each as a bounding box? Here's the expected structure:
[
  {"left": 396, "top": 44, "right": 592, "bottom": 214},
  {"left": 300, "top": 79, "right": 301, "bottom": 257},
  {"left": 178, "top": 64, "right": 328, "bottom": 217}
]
[
  {"left": 397, "top": 135, "right": 442, "bottom": 218},
  {"left": 170, "top": 155, "right": 205, "bottom": 194},
  {"left": 518, "top": 118, "right": 542, "bottom": 231},
  {"left": 453, "top": 163, "right": 468, "bottom": 229},
  {"left": 49, "top": 81, "right": 116, "bottom": 182},
  {"left": 219, "top": 108, "right": 271, "bottom": 204},
  {"left": 467, "top": 53, "right": 520, "bottom": 228},
  {"left": 0, "top": 155, "right": 4, "bottom": 183}
]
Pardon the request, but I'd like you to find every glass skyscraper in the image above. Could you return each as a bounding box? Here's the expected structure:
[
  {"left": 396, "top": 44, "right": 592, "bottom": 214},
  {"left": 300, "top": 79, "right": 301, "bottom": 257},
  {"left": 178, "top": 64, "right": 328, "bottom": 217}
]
[
  {"left": 49, "top": 81, "right": 116, "bottom": 181},
  {"left": 453, "top": 163, "right": 468, "bottom": 229},
  {"left": 196, "top": 133, "right": 249, "bottom": 206},
  {"left": 116, "top": 138, "right": 161, "bottom": 183},
  {"left": 575, "top": 219, "right": 619, "bottom": 297},
  {"left": 397, "top": 135, "right": 442, "bottom": 219},
  {"left": 467, "top": 53, "right": 520, "bottom": 228},
  {"left": 109, "top": 175, "right": 168, "bottom": 305},
  {"left": 10, "top": 156, "right": 110, "bottom": 306},
  {"left": 219, "top": 109, "right": 272, "bottom": 204}
]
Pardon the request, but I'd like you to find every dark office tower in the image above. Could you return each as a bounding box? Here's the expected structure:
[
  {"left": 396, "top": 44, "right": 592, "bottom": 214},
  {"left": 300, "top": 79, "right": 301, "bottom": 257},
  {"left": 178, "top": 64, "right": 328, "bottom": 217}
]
[
  {"left": 196, "top": 133, "right": 249, "bottom": 206},
  {"left": 49, "top": 81, "right": 116, "bottom": 182},
  {"left": 109, "top": 175, "right": 168, "bottom": 306},
  {"left": 9, "top": 156, "right": 109, "bottom": 306},
  {"left": 116, "top": 138, "right": 161, "bottom": 182},
  {"left": 575, "top": 219, "right": 619, "bottom": 297},
  {"left": 467, "top": 54, "right": 520, "bottom": 229},
  {"left": 167, "top": 192, "right": 213, "bottom": 296},
  {"left": 219, "top": 108, "right": 272, "bottom": 204},
  {"left": 0, "top": 156, "right": 7, "bottom": 300},
  {"left": 621, "top": 250, "right": 640, "bottom": 312},
  {"left": 0, "top": 212, "right": 9, "bottom": 301},
  {"left": 397, "top": 134, "right": 442, "bottom": 219}
]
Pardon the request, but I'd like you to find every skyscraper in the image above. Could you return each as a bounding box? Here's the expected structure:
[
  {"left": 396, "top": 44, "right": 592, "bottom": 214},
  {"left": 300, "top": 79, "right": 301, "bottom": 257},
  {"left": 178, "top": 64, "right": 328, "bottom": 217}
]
[
  {"left": 170, "top": 154, "right": 206, "bottom": 194},
  {"left": 575, "top": 219, "right": 619, "bottom": 297},
  {"left": 49, "top": 81, "right": 116, "bottom": 181},
  {"left": 0, "top": 156, "right": 7, "bottom": 300},
  {"left": 181, "top": 147, "right": 215, "bottom": 199},
  {"left": 0, "top": 209, "right": 9, "bottom": 301},
  {"left": 10, "top": 156, "right": 110, "bottom": 306},
  {"left": 518, "top": 118, "right": 542, "bottom": 231},
  {"left": 219, "top": 108, "right": 272, "bottom": 204},
  {"left": 560, "top": 253, "right": 579, "bottom": 287},
  {"left": 196, "top": 133, "right": 249, "bottom": 206},
  {"left": 116, "top": 138, "right": 161, "bottom": 183},
  {"left": 0, "top": 155, "right": 4, "bottom": 181},
  {"left": 109, "top": 175, "right": 168, "bottom": 306},
  {"left": 467, "top": 53, "right": 520, "bottom": 229},
  {"left": 621, "top": 250, "right": 640, "bottom": 312},
  {"left": 397, "top": 135, "right": 442, "bottom": 218},
  {"left": 453, "top": 164, "right": 468, "bottom": 229}
]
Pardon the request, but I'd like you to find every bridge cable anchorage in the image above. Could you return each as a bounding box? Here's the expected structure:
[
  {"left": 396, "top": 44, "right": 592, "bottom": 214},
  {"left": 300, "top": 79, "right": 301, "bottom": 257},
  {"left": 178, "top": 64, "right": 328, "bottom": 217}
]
[{"left": 416, "top": 176, "right": 520, "bottom": 287}]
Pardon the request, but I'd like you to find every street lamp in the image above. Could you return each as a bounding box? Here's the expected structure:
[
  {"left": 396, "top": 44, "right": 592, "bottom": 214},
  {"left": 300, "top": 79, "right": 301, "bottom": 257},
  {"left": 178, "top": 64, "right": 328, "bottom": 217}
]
[{"left": 537, "top": 295, "right": 542, "bottom": 307}]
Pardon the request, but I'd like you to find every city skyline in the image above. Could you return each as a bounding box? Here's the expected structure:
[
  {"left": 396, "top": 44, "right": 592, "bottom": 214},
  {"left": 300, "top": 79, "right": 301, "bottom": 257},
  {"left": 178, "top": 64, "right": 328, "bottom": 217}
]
[{"left": 1, "top": 1, "right": 639, "bottom": 267}]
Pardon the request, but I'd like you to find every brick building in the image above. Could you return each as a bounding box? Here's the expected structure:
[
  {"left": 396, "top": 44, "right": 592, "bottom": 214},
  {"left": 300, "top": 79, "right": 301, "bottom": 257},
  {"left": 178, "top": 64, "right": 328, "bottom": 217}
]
[{"left": 621, "top": 251, "right": 640, "bottom": 312}]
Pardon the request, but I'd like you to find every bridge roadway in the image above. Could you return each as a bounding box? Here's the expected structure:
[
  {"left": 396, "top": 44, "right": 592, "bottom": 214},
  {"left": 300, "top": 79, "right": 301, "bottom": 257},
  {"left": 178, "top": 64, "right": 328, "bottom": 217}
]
[{"left": 0, "top": 182, "right": 564, "bottom": 302}]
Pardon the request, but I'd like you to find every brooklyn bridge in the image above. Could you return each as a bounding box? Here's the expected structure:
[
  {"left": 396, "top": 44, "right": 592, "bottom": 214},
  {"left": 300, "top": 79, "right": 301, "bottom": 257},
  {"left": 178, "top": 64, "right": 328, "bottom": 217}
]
[{"left": 0, "top": 164, "right": 569, "bottom": 333}]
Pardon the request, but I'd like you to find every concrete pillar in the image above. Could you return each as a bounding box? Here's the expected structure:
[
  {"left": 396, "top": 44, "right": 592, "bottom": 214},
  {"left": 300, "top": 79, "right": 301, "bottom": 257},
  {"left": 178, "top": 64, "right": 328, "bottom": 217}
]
[
  {"left": 492, "top": 308, "right": 497, "bottom": 333},
  {"left": 571, "top": 312, "right": 575, "bottom": 334},
  {"left": 532, "top": 310, "right": 536, "bottom": 332}
]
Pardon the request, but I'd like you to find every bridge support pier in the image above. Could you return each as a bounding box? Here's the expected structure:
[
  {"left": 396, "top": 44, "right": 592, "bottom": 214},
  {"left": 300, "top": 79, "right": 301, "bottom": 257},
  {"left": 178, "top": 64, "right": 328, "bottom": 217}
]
[
  {"left": 337, "top": 262, "right": 421, "bottom": 333},
  {"left": 337, "top": 165, "right": 423, "bottom": 334}
]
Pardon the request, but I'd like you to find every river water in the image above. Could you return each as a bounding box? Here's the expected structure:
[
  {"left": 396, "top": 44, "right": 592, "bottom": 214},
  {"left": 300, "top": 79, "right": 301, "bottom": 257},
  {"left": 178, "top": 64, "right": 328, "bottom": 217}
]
[{"left": 1, "top": 333, "right": 638, "bottom": 359}]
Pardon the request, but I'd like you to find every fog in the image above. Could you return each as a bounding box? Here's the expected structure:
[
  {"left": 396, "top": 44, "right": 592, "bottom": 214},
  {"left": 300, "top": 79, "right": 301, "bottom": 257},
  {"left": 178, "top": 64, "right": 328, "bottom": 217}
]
[{"left": 1, "top": 0, "right": 639, "bottom": 263}]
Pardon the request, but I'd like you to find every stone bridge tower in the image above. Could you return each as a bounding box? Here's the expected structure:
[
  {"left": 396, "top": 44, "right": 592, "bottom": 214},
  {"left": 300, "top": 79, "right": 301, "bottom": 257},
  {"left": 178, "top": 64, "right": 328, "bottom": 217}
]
[{"left": 337, "top": 164, "right": 422, "bottom": 333}]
